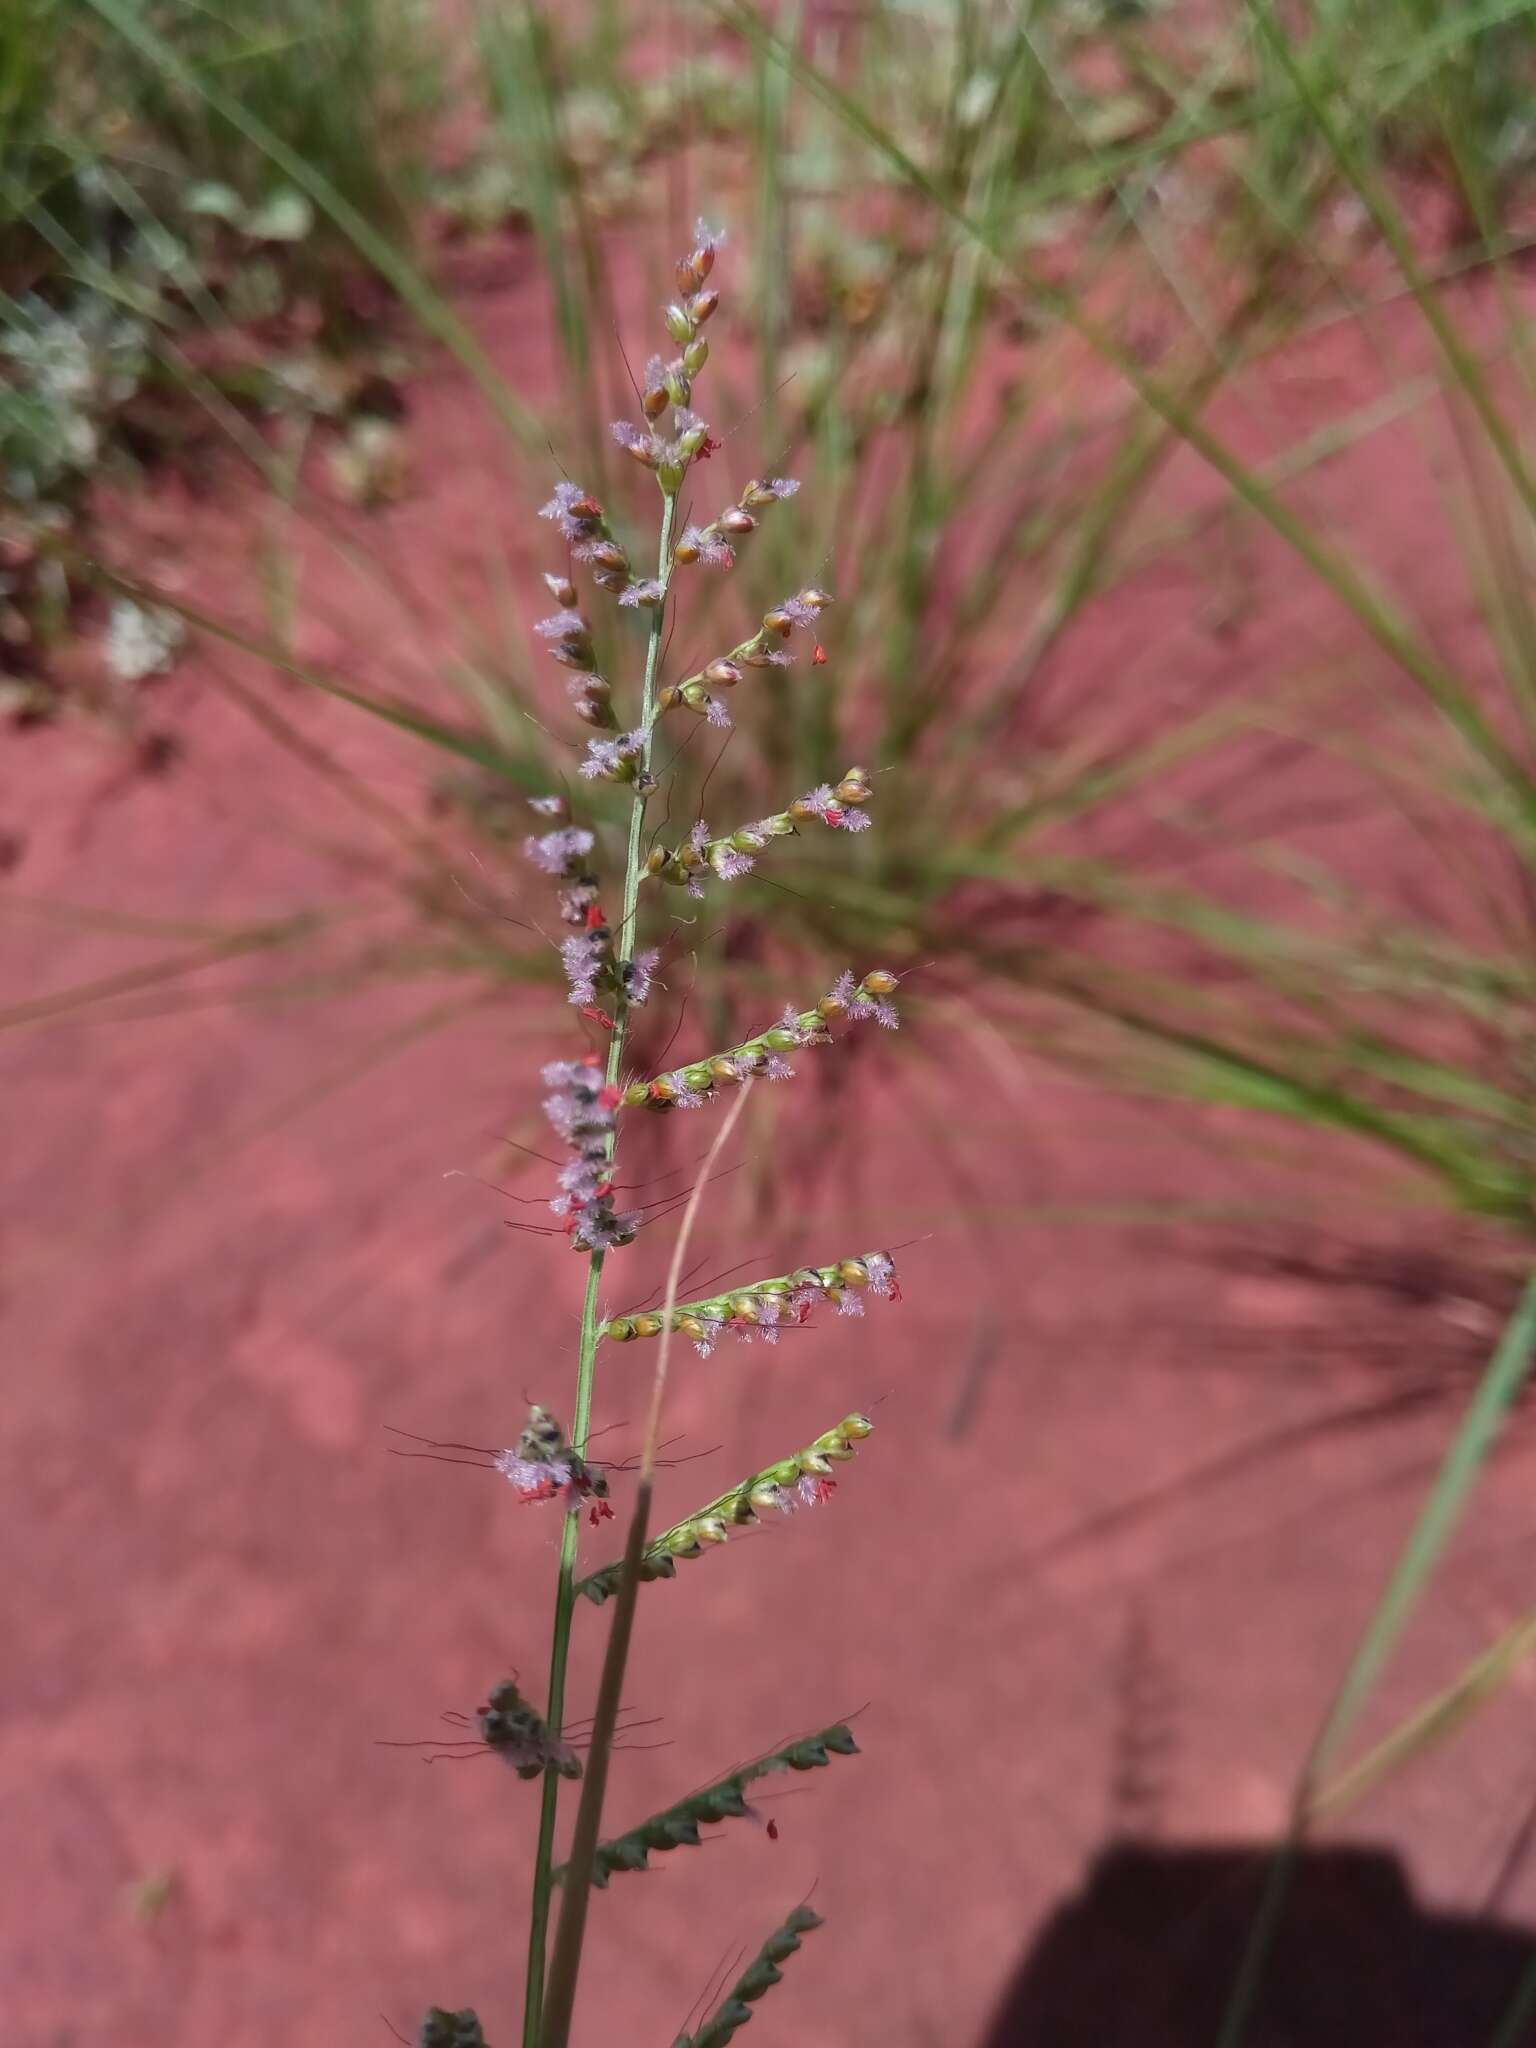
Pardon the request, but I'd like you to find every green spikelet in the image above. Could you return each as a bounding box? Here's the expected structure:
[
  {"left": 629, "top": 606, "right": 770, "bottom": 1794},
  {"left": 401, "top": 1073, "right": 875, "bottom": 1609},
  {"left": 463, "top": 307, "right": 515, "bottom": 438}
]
[
  {"left": 576, "top": 1413, "right": 873, "bottom": 1606},
  {"left": 672, "top": 1906, "right": 824, "bottom": 2047}
]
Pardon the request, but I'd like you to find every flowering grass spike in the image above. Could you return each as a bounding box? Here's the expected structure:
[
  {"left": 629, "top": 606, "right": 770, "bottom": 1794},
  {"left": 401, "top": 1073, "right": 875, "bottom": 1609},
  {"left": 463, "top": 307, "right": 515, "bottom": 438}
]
[{"left": 405, "top": 223, "right": 911, "bottom": 2048}]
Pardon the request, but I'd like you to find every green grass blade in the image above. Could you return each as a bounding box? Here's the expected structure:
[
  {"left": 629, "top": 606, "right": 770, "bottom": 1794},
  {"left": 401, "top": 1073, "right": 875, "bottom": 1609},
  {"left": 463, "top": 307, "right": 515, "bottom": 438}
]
[
  {"left": 1310, "top": 1608, "right": 1536, "bottom": 1823},
  {"left": 1217, "top": 1271, "right": 1536, "bottom": 2047}
]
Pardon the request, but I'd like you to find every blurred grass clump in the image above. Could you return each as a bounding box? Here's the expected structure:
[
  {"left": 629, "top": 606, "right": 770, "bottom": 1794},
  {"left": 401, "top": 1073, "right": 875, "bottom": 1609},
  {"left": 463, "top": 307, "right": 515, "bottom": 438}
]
[{"left": 1, "top": 0, "right": 439, "bottom": 713}]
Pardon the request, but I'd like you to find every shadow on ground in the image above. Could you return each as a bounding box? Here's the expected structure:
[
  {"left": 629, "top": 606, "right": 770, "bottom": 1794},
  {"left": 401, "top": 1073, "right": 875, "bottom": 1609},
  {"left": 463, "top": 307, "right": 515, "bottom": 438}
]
[{"left": 980, "top": 1839, "right": 1536, "bottom": 2047}]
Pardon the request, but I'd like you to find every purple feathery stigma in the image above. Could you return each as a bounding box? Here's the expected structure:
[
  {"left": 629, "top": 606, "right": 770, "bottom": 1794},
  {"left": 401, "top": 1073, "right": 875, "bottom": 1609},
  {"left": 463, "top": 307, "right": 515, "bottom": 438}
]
[
  {"left": 691, "top": 1315, "right": 727, "bottom": 1358},
  {"left": 539, "top": 481, "right": 590, "bottom": 539},
  {"left": 849, "top": 980, "right": 900, "bottom": 1028},
  {"left": 624, "top": 948, "right": 660, "bottom": 1006},
  {"left": 560, "top": 933, "right": 601, "bottom": 1004},
  {"left": 710, "top": 846, "right": 756, "bottom": 880},
  {"left": 681, "top": 525, "right": 735, "bottom": 568},
  {"left": 523, "top": 827, "right": 594, "bottom": 876},
  {"left": 494, "top": 1450, "right": 573, "bottom": 1497}
]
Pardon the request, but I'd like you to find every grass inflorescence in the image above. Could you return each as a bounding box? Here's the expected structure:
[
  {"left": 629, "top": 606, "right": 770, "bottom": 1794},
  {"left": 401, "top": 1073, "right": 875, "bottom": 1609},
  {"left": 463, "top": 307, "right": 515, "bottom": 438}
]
[{"left": 409, "top": 223, "right": 905, "bottom": 2048}]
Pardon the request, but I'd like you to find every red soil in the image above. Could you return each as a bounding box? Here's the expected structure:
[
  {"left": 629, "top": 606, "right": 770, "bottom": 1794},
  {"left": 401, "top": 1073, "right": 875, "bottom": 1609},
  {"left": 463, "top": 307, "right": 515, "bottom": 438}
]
[{"left": 6, "top": 244, "right": 1536, "bottom": 2048}]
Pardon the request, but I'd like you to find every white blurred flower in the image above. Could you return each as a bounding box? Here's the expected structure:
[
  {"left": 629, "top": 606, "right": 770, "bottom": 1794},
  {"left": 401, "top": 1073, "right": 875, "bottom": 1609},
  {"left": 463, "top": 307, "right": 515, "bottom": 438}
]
[{"left": 104, "top": 600, "right": 185, "bottom": 683}]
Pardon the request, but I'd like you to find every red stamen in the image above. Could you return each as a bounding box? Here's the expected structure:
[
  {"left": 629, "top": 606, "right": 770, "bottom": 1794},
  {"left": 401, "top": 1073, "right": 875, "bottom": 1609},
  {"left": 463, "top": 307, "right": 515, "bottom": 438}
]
[{"left": 812, "top": 643, "right": 827, "bottom": 666}]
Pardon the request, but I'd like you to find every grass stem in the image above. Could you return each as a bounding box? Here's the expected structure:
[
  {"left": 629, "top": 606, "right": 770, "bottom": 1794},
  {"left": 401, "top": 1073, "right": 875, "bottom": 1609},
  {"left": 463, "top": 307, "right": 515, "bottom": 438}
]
[{"left": 520, "top": 492, "right": 677, "bottom": 2046}]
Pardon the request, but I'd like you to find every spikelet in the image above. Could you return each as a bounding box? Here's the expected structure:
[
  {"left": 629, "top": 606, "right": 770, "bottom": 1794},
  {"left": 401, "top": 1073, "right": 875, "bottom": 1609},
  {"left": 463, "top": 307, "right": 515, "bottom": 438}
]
[
  {"left": 577, "top": 1412, "right": 874, "bottom": 1605},
  {"left": 673, "top": 475, "right": 800, "bottom": 571},
  {"left": 602, "top": 1251, "right": 900, "bottom": 1354}
]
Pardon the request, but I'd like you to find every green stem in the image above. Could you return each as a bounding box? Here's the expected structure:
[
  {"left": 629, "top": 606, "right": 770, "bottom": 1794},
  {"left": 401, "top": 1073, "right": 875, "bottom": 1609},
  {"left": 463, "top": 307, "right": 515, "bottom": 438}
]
[
  {"left": 539, "top": 1085, "right": 754, "bottom": 2048},
  {"left": 520, "top": 489, "right": 677, "bottom": 2048}
]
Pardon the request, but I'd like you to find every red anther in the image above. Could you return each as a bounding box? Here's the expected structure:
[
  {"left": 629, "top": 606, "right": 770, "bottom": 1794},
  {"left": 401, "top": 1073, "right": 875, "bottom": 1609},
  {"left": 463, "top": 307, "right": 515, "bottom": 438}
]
[
  {"left": 766, "top": 1818, "right": 780, "bottom": 1841},
  {"left": 597, "top": 1084, "right": 622, "bottom": 1109},
  {"left": 585, "top": 903, "right": 607, "bottom": 930},
  {"left": 588, "top": 1499, "right": 615, "bottom": 1526},
  {"left": 579, "top": 1004, "right": 615, "bottom": 1030},
  {"left": 694, "top": 435, "right": 722, "bottom": 461},
  {"left": 812, "top": 643, "right": 828, "bottom": 665},
  {"left": 824, "top": 805, "right": 845, "bottom": 827}
]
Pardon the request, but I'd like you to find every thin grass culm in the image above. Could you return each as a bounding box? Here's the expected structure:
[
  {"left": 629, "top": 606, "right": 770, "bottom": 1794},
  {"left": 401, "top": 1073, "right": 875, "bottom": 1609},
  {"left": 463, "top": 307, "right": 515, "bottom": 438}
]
[{"left": 412, "top": 224, "right": 906, "bottom": 2048}]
